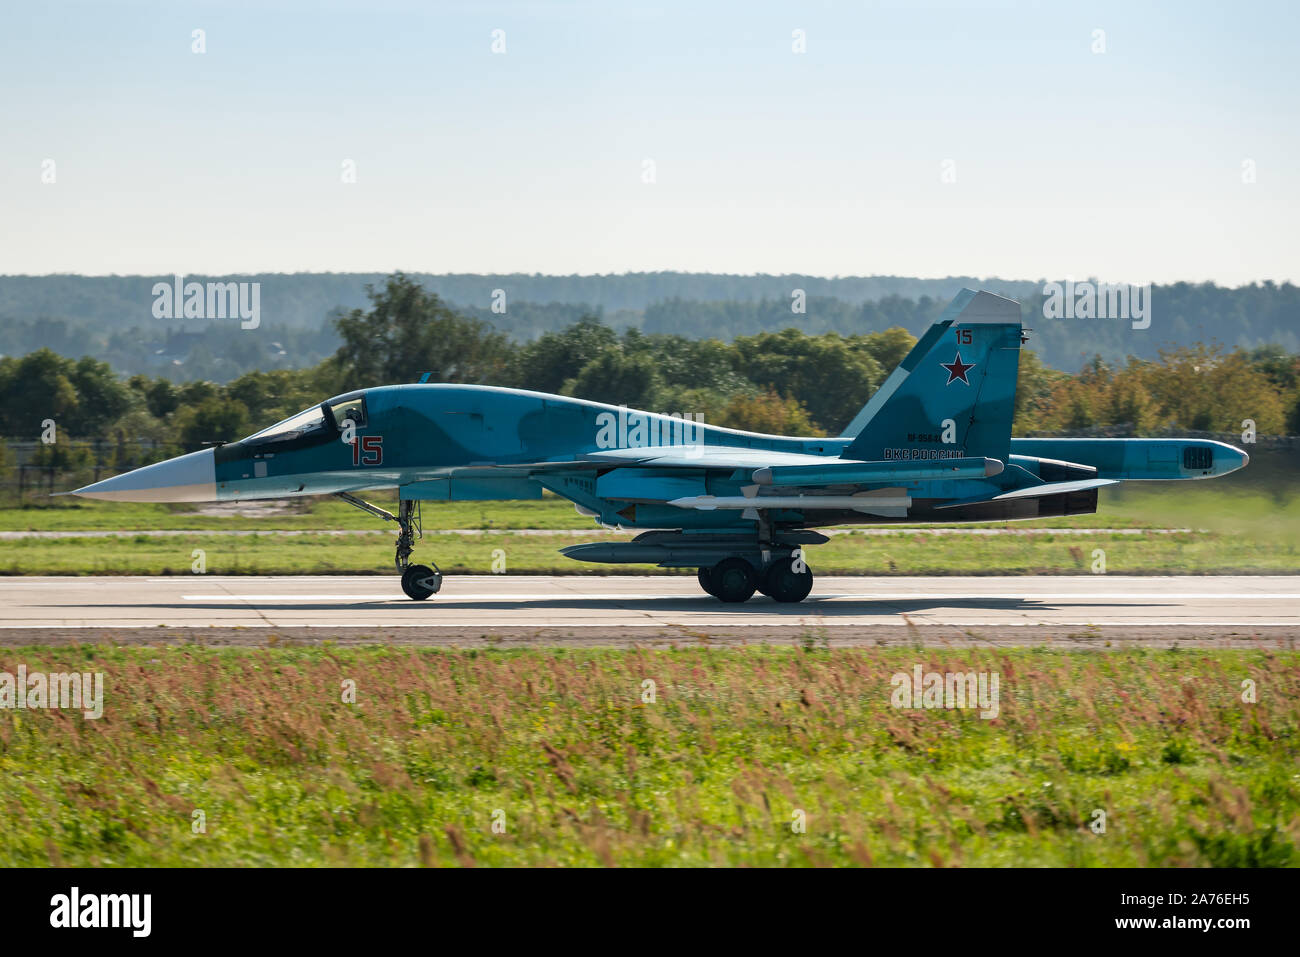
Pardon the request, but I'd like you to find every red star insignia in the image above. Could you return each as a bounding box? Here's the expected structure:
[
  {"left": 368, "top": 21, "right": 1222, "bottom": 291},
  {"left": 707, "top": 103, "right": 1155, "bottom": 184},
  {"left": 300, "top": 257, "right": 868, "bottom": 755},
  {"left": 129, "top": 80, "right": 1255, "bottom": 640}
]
[{"left": 941, "top": 351, "right": 976, "bottom": 385}]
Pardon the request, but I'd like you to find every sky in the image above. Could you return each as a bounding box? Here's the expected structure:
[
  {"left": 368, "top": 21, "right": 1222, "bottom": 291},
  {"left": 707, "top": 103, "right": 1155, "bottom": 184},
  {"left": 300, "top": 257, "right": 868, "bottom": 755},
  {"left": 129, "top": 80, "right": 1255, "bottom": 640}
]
[{"left": 1, "top": 0, "right": 1296, "bottom": 284}]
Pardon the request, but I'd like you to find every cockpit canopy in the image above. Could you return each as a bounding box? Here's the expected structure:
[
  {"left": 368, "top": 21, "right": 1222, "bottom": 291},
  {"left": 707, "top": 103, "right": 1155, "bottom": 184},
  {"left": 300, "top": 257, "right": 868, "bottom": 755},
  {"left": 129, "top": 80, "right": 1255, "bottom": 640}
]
[{"left": 244, "top": 390, "right": 368, "bottom": 445}]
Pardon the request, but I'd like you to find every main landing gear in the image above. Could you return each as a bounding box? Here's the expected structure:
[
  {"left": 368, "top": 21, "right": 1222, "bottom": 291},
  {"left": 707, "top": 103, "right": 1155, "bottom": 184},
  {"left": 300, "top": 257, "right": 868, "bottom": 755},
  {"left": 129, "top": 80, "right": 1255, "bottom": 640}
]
[
  {"left": 336, "top": 493, "right": 443, "bottom": 601},
  {"left": 696, "top": 553, "right": 813, "bottom": 604}
]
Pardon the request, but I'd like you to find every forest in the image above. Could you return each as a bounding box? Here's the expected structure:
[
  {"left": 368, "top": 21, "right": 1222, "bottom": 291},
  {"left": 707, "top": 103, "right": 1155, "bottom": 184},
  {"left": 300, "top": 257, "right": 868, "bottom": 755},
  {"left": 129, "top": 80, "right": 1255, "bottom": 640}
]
[
  {"left": 3, "top": 273, "right": 1296, "bottom": 484},
  {"left": 2, "top": 273, "right": 1298, "bottom": 380}
]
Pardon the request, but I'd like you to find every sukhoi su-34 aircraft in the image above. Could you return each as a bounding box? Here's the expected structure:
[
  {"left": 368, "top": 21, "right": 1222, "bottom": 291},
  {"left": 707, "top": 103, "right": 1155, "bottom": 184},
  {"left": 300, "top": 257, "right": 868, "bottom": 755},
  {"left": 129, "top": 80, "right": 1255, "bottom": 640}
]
[{"left": 72, "top": 290, "right": 1249, "bottom": 602}]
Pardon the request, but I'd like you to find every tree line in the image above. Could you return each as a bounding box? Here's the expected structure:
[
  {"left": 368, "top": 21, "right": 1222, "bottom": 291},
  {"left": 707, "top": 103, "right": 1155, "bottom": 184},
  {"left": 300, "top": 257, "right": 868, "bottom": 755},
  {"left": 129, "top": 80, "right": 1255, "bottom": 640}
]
[
  {"left": 3, "top": 273, "right": 1299, "bottom": 380},
  {"left": 3, "top": 274, "right": 1296, "bottom": 478}
]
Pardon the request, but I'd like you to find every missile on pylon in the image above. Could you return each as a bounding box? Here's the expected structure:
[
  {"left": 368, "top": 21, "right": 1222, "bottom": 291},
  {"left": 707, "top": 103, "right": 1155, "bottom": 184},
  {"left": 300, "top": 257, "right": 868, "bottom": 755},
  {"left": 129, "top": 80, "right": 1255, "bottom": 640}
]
[
  {"left": 668, "top": 487, "right": 912, "bottom": 516},
  {"left": 750, "top": 456, "right": 1002, "bottom": 487}
]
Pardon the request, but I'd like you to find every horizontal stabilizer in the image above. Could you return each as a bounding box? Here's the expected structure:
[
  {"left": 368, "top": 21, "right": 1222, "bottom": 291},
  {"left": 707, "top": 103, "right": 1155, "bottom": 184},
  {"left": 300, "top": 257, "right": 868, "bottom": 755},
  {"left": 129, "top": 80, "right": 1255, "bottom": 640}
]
[
  {"left": 936, "top": 477, "right": 1118, "bottom": 509},
  {"left": 991, "top": 478, "right": 1119, "bottom": 500}
]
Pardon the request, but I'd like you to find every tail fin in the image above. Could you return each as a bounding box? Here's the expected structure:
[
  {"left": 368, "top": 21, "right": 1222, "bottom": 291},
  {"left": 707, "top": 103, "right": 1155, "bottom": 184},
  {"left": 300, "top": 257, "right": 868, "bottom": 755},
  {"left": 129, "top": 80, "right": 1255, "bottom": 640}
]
[{"left": 841, "top": 289, "right": 1022, "bottom": 462}]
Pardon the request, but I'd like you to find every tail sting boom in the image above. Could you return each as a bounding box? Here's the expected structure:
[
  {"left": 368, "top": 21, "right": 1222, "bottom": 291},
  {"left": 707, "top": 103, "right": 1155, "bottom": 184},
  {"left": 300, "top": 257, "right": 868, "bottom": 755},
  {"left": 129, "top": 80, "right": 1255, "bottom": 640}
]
[{"left": 840, "top": 289, "right": 1022, "bottom": 464}]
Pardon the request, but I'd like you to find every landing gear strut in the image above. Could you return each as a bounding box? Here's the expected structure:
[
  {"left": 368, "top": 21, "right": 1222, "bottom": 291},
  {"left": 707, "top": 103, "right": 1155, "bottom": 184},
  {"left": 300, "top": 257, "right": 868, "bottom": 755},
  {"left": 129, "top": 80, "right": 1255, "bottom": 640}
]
[
  {"left": 335, "top": 492, "right": 442, "bottom": 600},
  {"left": 394, "top": 498, "right": 418, "bottom": 570}
]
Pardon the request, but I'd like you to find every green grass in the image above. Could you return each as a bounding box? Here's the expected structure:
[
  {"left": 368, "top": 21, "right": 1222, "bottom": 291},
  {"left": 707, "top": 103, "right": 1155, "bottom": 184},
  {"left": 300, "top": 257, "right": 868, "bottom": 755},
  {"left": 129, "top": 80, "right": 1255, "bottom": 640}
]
[
  {"left": 7, "top": 445, "right": 1297, "bottom": 537},
  {"left": 1, "top": 645, "right": 1295, "bottom": 867},
  {"left": 10, "top": 484, "right": 1295, "bottom": 534},
  {"left": 2, "top": 527, "right": 1299, "bottom": 575},
  {"left": 4, "top": 447, "right": 1297, "bottom": 574},
  {"left": 0, "top": 493, "right": 587, "bottom": 532}
]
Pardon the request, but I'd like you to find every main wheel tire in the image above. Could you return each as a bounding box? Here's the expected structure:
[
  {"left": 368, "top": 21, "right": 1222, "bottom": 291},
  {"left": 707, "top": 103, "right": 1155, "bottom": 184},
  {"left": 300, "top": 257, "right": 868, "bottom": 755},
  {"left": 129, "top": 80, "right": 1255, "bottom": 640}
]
[
  {"left": 763, "top": 557, "right": 813, "bottom": 603},
  {"left": 710, "top": 557, "right": 757, "bottom": 603},
  {"left": 401, "top": 563, "right": 442, "bottom": 601},
  {"left": 696, "top": 566, "right": 718, "bottom": 597}
]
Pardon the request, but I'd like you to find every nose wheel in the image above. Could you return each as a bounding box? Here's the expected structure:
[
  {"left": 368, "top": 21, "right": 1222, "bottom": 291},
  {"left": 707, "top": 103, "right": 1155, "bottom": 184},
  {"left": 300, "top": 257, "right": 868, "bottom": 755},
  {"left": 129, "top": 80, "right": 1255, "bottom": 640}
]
[{"left": 401, "top": 563, "right": 442, "bottom": 600}]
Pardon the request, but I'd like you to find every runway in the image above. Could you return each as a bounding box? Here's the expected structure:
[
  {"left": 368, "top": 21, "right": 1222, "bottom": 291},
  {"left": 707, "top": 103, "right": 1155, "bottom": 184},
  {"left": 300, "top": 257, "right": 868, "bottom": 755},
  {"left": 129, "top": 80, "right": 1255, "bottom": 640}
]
[{"left": 1, "top": 575, "right": 1297, "bottom": 647}]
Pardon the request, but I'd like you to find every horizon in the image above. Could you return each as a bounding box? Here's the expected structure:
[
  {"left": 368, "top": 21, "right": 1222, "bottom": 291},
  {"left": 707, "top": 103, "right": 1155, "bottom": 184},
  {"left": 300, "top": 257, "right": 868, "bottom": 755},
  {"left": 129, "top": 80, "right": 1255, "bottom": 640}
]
[{"left": 1, "top": 270, "right": 1294, "bottom": 291}]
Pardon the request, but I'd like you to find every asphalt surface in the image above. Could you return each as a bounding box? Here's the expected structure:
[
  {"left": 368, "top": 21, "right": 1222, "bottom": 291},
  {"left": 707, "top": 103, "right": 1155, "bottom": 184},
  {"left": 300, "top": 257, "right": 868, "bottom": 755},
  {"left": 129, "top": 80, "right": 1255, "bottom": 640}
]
[{"left": 1, "top": 575, "right": 1297, "bottom": 647}]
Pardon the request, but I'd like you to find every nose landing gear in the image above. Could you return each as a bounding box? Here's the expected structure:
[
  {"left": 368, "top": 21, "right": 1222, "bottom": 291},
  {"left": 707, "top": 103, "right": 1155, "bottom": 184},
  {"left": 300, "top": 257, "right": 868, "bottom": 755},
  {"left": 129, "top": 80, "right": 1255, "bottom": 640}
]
[{"left": 335, "top": 492, "right": 442, "bottom": 600}]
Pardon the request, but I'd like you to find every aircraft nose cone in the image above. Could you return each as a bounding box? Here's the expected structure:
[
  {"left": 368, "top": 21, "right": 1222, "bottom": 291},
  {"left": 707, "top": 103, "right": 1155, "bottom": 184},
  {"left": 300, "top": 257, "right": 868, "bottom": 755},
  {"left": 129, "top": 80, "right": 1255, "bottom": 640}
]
[{"left": 71, "top": 448, "right": 217, "bottom": 502}]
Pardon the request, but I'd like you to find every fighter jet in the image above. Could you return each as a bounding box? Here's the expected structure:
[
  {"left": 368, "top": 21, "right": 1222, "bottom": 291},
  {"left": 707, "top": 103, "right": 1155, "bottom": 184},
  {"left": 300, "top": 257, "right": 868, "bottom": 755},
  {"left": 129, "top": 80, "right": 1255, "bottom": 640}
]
[{"left": 71, "top": 289, "right": 1249, "bottom": 602}]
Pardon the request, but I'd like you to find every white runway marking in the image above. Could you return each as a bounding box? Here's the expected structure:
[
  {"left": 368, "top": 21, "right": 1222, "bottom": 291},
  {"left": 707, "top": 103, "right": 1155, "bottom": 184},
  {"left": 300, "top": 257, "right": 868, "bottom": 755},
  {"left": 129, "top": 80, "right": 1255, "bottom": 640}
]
[
  {"left": 179, "top": 590, "right": 1300, "bottom": 602},
  {"left": 1, "top": 575, "right": 1297, "bottom": 632}
]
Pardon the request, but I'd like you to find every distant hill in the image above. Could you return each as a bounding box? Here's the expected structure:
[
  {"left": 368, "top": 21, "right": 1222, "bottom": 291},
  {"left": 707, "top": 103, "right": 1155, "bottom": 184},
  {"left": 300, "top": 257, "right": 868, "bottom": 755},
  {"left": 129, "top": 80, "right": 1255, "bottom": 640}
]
[
  {"left": 0, "top": 272, "right": 1020, "bottom": 327},
  {"left": 1, "top": 273, "right": 1296, "bottom": 380}
]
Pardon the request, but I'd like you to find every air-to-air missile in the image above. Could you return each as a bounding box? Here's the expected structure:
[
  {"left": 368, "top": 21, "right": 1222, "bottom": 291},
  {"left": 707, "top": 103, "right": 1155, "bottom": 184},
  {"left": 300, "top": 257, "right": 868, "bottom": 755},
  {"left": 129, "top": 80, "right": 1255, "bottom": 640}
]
[{"left": 749, "top": 455, "right": 1003, "bottom": 486}]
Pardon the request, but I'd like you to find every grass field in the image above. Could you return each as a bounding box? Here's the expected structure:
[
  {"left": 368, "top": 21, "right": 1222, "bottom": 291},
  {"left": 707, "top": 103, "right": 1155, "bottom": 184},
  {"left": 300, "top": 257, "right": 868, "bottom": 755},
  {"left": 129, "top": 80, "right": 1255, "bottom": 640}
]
[
  {"left": 3, "top": 527, "right": 1298, "bottom": 576},
  {"left": 1, "top": 645, "right": 1295, "bottom": 867},
  {"left": 0, "top": 495, "right": 585, "bottom": 532},
  {"left": 3, "top": 446, "right": 1297, "bottom": 575},
  {"left": 7, "top": 474, "right": 1297, "bottom": 534}
]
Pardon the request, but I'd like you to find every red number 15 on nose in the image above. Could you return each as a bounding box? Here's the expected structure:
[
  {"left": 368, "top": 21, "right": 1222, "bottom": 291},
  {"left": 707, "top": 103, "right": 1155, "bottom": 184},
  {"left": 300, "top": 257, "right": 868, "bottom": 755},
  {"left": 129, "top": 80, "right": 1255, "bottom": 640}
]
[{"left": 352, "top": 435, "right": 383, "bottom": 466}]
